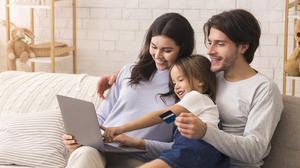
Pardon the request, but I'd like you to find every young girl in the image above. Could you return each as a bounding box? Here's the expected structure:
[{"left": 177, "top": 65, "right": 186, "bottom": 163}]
[{"left": 102, "top": 55, "right": 229, "bottom": 168}]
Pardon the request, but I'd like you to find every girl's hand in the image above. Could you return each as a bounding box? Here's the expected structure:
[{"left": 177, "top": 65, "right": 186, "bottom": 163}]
[
  {"left": 100, "top": 125, "right": 123, "bottom": 142},
  {"left": 99, "top": 125, "right": 146, "bottom": 150}
]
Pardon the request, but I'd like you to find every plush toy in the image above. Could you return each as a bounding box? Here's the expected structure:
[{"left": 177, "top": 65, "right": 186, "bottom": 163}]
[
  {"left": 284, "top": 19, "right": 300, "bottom": 76},
  {"left": 1, "top": 20, "right": 35, "bottom": 72}
]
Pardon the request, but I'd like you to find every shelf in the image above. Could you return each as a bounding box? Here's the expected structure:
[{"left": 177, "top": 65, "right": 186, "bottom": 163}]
[
  {"left": 283, "top": 0, "right": 299, "bottom": 95},
  {"left": 286, "top": 76, "right": 300, "bottom": 80},
  {"left": 5, "top": 0, "right": 77, "bottom": 73},
  {"left": 27, "top": 55, "right": 72, "bottom": 63},
  {"left": 288, "top": 11, "right": 300, "bottom": 19},
  {"left": 7, "top": 4, "right": 51, "bottom": 9}
]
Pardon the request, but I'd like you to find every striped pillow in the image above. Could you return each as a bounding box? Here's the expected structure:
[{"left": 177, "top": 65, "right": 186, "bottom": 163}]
[{"left": 0, "top": 110, "right": 66, "bottom": 167}]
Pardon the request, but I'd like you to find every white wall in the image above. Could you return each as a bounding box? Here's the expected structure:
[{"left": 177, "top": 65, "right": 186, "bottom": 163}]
[{"left": 0, "top": 0, "right": 299, "bottom": 96}]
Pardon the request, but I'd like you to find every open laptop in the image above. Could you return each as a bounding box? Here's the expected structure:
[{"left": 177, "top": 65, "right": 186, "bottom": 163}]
[{"left": 57, "top": 94, "right": 147, "bottom": 153}]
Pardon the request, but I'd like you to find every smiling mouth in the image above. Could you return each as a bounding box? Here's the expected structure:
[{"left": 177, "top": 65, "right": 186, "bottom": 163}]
[
  {"left": 156, "top": 60, "right": 166, "bottom": 64},
  {"left": 177, "top": 91, "right": 185, "bottom": 98},
  {"left": 210, "top": 57, "right": 222, "bottom": 64}
]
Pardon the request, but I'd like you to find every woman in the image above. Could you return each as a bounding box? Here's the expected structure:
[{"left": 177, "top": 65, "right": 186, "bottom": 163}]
[{"left": 63, "top": 12, "right": 195, "bottom": 168}]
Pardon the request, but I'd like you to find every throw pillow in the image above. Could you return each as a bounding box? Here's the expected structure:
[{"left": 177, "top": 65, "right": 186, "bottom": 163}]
[{"left": 0, "top": 110, "right": 66, "bottom": 168}]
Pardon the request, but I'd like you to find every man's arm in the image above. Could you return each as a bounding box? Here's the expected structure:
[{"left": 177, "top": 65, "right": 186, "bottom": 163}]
[
  {"left": 96, "top": 71, "right": 119, "bottom": 99},
  {"left": 175, "top": 89, "right": 283, "bottom": 164}
]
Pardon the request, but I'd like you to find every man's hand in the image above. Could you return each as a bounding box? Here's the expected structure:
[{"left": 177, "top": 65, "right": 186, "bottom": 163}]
[
  {"left": 96, "top": 72, "right": 119, "bottom": 99},
  {"left": 175, "top": 113, "right": 207, "bottom": 139}
]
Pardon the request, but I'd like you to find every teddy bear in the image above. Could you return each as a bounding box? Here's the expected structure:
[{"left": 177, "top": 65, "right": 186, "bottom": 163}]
[
  {"left": 284, "top": 19, "right": 300, "bottom": 76},
  {"left": 1, "top": 20, "right": 36, "bottom": 72}
]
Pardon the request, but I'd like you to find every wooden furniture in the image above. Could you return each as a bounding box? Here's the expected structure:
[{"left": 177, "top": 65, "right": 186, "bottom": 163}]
[
  {"left": 5, "top": 0, "right": 77, "bottom": 73},
  {"left": 283, "top": 0, "right": 300, "bottom": 96}
]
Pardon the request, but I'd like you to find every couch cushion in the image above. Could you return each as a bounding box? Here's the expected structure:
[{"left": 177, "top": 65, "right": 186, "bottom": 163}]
[
  {"left": 0, "top": 110, "right": 66, "bottom": 167},
  {"left": 0, "top": 71, "right": 103, "bottom": 167},
  {"left": 0, "top": 71, "right": 102, "bottom": 115},
  {"left": 262, "top": 94, "right": 300, "bottom": 168}
]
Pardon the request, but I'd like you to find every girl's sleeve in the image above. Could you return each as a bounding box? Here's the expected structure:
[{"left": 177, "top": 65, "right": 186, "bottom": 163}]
[{"left": 178, "top": 91, "right": 219, "bottom": 128}]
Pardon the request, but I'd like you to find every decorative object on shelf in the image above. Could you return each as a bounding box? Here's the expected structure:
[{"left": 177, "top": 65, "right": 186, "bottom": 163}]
[
  {"left": 1, "top": 20, "right": 35, "bottom": 72},
  {"left": 5, "top": 0, "right": 76, "bottom": 74},
  {"left": 285, "top": 19, "right": 300, "bottom": 77},
  {"left": 29, "top": 42, "right": 69, "bottom": 57},
  {"left": 297, "top": 0, "right": 300, "bottom": 10}
]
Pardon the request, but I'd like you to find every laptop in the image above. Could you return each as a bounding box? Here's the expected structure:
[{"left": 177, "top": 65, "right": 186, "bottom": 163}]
[{"left": 57, "top": 94, "right": 147, "bottom": 153}]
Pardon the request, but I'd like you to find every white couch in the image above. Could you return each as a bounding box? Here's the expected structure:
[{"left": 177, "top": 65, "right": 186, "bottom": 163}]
[
  {"left": 2, "top": 71, "right": 300, "bottom": 168},
  {"left": 0, "top": 71, "right": 103, "bottom": 168}
]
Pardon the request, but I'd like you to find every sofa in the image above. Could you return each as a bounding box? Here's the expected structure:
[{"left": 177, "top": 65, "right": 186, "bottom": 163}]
[
  {"left": 0, "top": 71, "right": 299, "bottom": 168},
  {"left": 0, "top": 71, "right": 103, "bottom": 168},
  {"left": 262, "top": 94, "right": 300, "bottom": 168}
]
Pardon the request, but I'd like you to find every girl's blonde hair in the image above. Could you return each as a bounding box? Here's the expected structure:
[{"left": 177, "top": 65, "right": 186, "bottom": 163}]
[{"left": 169, "top": 55, "right": 216, "bottom": 101}]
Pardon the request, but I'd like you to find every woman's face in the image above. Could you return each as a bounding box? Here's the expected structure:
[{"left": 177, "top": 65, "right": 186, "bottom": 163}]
[{"left": 150, "top": 35, "right": 180, "bottom": 70}]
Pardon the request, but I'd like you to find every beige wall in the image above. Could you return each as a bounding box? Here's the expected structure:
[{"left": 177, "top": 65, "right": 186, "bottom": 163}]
[{"left": 0, "top": 0, "right": 299, "bottom": 96}]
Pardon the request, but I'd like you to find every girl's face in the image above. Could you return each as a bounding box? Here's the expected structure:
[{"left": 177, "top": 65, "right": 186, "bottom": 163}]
[
  {"left": 150, "top": 35, "right": 180, "bottom": 70},
  {"left": 171, "top": 65, "right": 203, "bottom": 100}
]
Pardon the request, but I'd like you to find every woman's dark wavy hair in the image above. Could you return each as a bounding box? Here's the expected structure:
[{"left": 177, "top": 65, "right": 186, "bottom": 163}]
[
  {"left": 203, "top": 9, "right": 261, "bottom": 64},
  {"left": 128, "top": 13, "right": 195, "bottom": 85}
]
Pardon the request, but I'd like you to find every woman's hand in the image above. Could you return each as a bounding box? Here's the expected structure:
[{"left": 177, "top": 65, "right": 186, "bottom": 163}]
[
  {"left": 175, "top": 113, "right": 207, "bottom": 139},
  {"left": 62, "top": 134, "right": 82, "bottom": 151},
  {"left": 96, "top": 71, "right": 119, "bottom": 99},
  {"left": 113, "top": 134, "right": 146, "bottom": 150},
  {"left": 100, "top": 125, "right": 146, "bottom": 150}
]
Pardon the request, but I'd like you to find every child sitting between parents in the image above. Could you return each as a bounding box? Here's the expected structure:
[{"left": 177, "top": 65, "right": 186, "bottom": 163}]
[{"left": 101, "top": 55, "right": 229, "bottom": 168}]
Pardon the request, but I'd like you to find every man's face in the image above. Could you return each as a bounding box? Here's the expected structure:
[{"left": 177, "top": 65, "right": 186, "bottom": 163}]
[{"left": 206, "top": 27, "right": 242, "bottom": 73}]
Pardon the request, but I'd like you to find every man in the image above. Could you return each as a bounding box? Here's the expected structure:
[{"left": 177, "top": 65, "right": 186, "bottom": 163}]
[{"left": 175, "top": 9, "right": 283, "bottom": 168}]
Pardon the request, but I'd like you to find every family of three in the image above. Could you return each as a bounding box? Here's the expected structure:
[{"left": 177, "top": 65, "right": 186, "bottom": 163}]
[{"left": 62, "top": 9, "right": 283, "bottom": 168}]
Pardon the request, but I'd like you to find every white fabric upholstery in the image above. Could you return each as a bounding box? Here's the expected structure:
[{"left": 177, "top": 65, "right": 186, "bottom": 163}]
[
  {"left": 0, "top": 110, "right": 66, "bottom": 167},
  {"left": 0, "top": 71, "right": 102, "bottom": 115},
  {"left": 0, "top": 71, "right": 103, "bottom": 168}
]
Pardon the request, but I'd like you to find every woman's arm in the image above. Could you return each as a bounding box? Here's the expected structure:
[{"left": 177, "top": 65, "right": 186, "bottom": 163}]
[
  {"left": 101, "top": 128, "right": 147, "bottom": 150},
  {"left": 100, "top": 125, "right": 175, "bottom": 160},
  {"left": 100, "top": 125, "right": 175, "bottom": 159},
  {"left": 103, "top": 104, "right": 187, "bottom": 141}
]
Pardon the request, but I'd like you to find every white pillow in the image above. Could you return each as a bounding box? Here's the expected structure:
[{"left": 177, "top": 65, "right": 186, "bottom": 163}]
[{"left": 0, "top": 110, "right": 66, "bottom": 168}]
